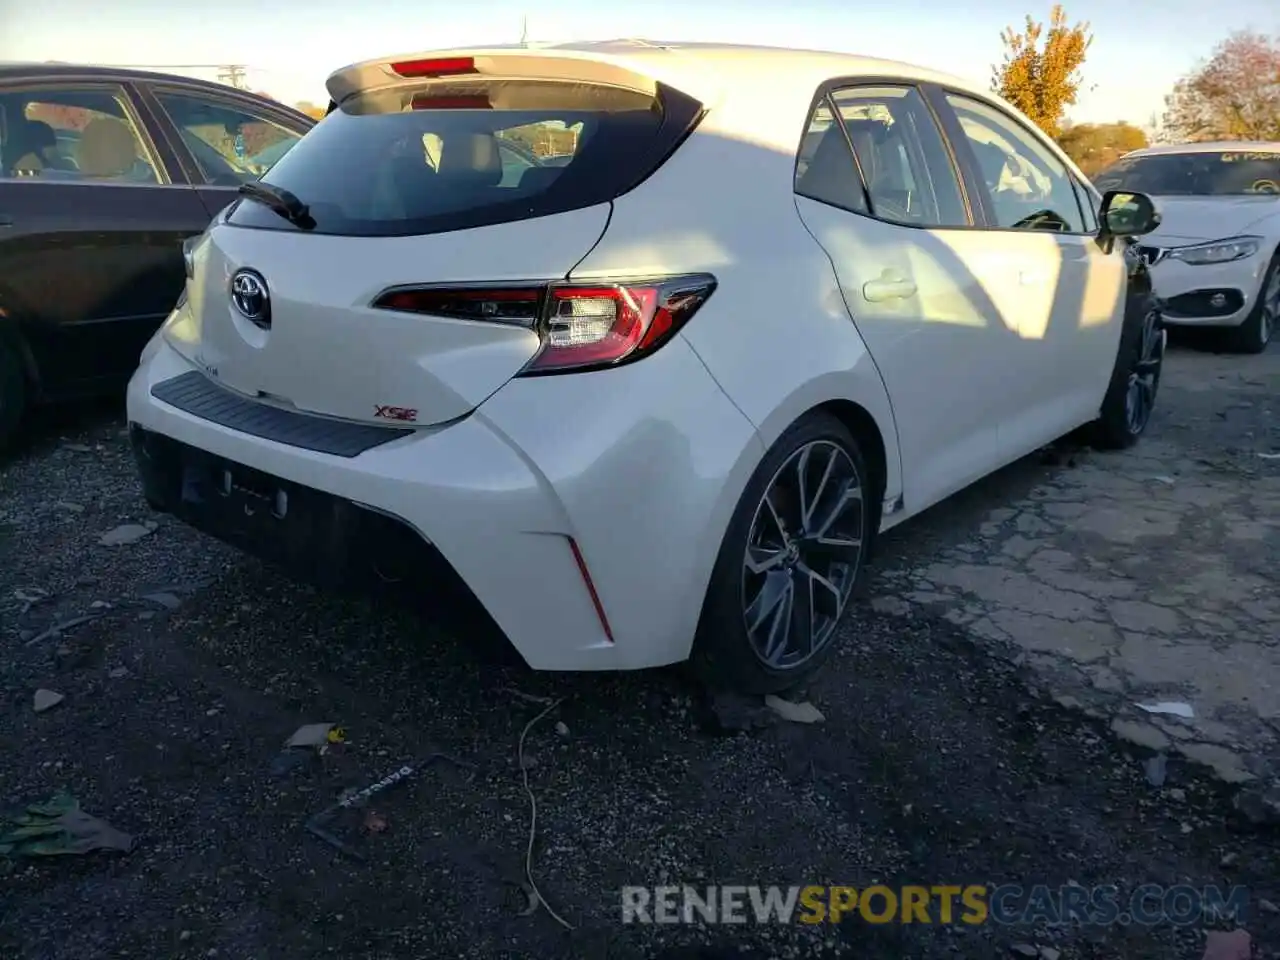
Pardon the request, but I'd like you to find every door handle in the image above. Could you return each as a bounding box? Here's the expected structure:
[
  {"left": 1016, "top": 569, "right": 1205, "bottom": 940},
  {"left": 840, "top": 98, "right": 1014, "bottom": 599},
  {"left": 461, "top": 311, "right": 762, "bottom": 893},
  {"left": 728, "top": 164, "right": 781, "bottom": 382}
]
[{"left": 862, "top": 274, "right": 917, "bottom": 303}]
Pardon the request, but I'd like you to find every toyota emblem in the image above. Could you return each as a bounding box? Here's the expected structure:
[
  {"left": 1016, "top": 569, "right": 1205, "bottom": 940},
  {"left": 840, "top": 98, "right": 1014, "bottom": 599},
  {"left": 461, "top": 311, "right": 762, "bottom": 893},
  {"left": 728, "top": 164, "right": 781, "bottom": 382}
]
[{"left": 231, "top": 269, "right": 270, "bottom": 327}]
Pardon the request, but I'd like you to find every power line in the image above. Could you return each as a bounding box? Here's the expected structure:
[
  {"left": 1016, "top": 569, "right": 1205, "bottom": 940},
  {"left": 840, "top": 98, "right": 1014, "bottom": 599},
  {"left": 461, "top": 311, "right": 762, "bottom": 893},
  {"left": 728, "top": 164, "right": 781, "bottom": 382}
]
[
  {"left": 87, "top": 63, "right": 252, "bottom": 88},
  {"left": 90, "top": 63, "right": 239, "bottom": 69},
  {"left": 217, "top": 65, "right": 248, "bottom": 89}
]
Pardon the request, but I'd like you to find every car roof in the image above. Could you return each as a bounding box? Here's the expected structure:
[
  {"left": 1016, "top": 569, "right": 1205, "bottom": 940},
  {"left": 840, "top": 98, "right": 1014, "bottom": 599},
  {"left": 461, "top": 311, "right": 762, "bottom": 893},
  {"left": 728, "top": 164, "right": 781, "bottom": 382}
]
[
  {"left": 0, "top": 62, "right": 305, "bottom": 110},
  {"left": 1, "top": 61, "right": 208, "bottom": 85},
  {"left": 326, "top": 38, "right": 1078, "bottom": 183},
  {"left": 329, "top": 38, "right": 988, "bottom": 106},
  {"left": 1123, "top": 141, "right": 1280, "bottom": 158}
]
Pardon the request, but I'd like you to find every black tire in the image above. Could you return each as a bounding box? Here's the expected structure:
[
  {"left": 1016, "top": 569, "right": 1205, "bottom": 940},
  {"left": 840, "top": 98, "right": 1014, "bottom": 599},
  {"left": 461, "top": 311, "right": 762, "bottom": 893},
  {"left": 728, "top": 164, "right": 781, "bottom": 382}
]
[
  {"left": 690, "top": 412, "right": 873, "bottom": 694},
  {"left": 0, "top": 334, "right": 26, "bottom": 452},
  {"left": 1221, "top": 253, "right": 1278, "bottom": 355},
  {"left": 1088, "top": 294, "right": 1164, "bottom": 451}
]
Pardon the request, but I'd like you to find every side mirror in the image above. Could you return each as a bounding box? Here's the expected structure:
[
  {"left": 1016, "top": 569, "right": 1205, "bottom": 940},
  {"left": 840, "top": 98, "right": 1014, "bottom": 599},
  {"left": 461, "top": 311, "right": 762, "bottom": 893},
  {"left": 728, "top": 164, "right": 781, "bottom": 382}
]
[{"left": 1099, "top": 190, "right": 1160, "bottom": 237}]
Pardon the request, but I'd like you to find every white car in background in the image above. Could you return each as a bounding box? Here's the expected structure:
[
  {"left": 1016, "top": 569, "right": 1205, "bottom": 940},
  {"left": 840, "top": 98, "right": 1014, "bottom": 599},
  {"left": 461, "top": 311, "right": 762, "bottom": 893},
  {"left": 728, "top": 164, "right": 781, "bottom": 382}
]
[
  {"left": 1095, "top": 142, "right": 1280, "bottom": 353},
  {"left": 126, "top": 41, "right": 1161, "bottom": 693}
]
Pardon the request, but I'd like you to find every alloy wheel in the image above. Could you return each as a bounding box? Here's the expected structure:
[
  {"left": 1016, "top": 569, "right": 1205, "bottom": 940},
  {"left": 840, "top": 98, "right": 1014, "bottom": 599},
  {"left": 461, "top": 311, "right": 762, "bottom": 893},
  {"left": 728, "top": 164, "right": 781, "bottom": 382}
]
[
  {"left": 1261, "top": 265, "right": 1280, "bottom": 347},
  {"left": 1125, "top": 308, "right": 1164, "bottom": 435},
  {"left": 741, "top": 440, "right": 864, "bottom": 670}
]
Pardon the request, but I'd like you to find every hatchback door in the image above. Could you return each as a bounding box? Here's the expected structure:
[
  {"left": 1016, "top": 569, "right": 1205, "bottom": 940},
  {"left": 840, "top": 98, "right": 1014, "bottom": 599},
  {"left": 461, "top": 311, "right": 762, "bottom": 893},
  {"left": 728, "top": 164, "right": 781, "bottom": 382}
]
[
  {"left": 184, "top": 205, "right": 610, "bottom": 425},
  {"left": 0, "top": 78, "right": 208, "bottom": 394},
  {"left": 171, "top": 55, "right": 704, "bottom": 427}
]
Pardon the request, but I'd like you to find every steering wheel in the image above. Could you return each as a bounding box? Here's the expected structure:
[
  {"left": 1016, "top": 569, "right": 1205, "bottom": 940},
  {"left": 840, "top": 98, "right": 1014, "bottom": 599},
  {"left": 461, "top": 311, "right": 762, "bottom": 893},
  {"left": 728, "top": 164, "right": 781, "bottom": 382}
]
[{"left": 873, "top": 193, "right": 914, "bottom": 223}]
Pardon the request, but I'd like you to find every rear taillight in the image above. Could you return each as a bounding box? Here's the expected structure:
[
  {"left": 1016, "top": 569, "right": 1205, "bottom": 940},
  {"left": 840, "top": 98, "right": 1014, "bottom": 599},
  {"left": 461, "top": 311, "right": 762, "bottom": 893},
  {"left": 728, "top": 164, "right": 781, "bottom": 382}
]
[
  {"left": 390, "top": 57, "right": 477, "bottom": 78},
  {"left": 373, "top": 286, "right": 542, "bottom": 325},
  {"left": 371, "top": 275, "right": 716, "bottom": 374}
]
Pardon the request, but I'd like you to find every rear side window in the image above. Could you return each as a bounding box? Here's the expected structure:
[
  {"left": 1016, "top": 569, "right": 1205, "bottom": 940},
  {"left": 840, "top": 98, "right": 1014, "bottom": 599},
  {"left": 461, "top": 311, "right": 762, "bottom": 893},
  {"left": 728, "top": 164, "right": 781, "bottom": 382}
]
[
  {"left": 794, "top": 84, "right": 969, "bottom": 228},
  {"left": 228, "top": 78, "right": 703, "bottom": 237},
  {"left": 795, "top": 100, "right": 869, "bottom": 214},
  {"left": 831, "top": 86, "right": 968, "bottom": 228},
  {"left": 0, "top": 85, "right": 160, "bottom": 183}
]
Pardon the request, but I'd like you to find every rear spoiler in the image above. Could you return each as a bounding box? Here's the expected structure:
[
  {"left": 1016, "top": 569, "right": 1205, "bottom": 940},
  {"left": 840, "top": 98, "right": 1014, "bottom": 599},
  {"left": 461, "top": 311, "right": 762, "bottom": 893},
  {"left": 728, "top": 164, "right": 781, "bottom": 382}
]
[{"left": 325, "top": 51, "right": 661, "bottom": 106}]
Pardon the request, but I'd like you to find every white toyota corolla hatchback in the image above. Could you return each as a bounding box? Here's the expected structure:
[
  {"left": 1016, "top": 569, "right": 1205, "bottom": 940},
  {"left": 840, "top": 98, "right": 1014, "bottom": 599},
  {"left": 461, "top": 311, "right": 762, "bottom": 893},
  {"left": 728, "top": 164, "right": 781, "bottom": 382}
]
[
  {"left": 127, "top": 41, "right": 1162, "bottom": 692},
  {"left": 1095, "top": 142, "right": 1280, "bottom": 353}
]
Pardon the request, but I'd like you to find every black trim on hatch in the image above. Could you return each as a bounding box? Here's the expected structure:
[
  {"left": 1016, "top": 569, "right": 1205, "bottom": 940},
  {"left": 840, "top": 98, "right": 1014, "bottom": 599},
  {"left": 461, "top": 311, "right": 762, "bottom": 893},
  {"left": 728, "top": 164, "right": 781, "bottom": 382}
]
[{"left": 150, "top": 371, "right": 412, "bottom": 457}]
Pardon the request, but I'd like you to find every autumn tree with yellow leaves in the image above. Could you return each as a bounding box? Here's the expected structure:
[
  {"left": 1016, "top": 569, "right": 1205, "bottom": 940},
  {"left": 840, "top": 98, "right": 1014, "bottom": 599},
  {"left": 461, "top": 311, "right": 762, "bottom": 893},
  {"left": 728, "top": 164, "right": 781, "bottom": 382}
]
[
  {"left": 1056, "top": 121, "right": 1148, "bottom": 176},
  {"left": 294, "top": 102, "right": 328, "bottom": 121},
  {"left": 992, "top": 5, "right": 1092, "bottom": 139}
]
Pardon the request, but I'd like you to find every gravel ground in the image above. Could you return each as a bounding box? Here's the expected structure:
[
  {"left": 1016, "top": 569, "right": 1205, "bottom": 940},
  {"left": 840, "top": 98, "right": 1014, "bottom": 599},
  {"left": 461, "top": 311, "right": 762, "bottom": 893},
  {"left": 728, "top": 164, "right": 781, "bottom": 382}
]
[{"left": 1, "top": 342, "right": 1278, "bottom": 959}]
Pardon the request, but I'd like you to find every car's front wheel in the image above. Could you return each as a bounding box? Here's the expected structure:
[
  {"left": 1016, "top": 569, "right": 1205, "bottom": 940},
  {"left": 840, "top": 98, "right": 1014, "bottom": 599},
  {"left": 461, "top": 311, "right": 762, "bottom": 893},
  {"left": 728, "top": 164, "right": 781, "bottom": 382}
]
[
  {"left": 691, "top": 412, "right": 872, "bottom": 694},
  {"left": 1088, "top": 295, "right": 1165, "bottom": 451},
  {"left": 1222, "top": 252, "right": 1278, "bottom": 355}
]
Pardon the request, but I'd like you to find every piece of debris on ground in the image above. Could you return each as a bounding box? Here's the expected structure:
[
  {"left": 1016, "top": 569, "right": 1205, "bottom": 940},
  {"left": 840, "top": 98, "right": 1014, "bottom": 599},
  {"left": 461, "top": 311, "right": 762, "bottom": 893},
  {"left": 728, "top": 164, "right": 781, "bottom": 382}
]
[
  {"left": 32, "top": 688, "right": 64, "bottom": 713},
  {"left": 765, "top": 694, "right": 825, "bottom": 724},
  {"left": 286, "top": 723, "right": 338, "bottom": 749},
  {"left": 0, "top": 795, "right": 135, "bottom": 858}
]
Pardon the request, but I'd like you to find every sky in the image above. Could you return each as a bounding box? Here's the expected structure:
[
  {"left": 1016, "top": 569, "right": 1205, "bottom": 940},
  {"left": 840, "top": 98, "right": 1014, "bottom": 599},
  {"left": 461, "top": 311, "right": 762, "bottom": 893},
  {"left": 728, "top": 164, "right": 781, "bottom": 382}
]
[{"left": 2, "top": 0, "right": 1277, "bottom": 129}]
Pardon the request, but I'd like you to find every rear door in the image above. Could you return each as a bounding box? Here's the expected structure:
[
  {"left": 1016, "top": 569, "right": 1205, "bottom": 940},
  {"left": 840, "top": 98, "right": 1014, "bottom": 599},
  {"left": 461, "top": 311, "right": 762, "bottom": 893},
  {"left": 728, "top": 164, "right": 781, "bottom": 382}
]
[
  {"left": 138, "top": 84, "right": 312, "bottom": 218},
  {"left": 177, "top": 61, "right": 703, "bottom": 426},
  {"left": 793, "top": 82, "right": 1025, "bottom": 509},
  {"left": 0, "top": 77, "right": 209, "bottom": 394}
]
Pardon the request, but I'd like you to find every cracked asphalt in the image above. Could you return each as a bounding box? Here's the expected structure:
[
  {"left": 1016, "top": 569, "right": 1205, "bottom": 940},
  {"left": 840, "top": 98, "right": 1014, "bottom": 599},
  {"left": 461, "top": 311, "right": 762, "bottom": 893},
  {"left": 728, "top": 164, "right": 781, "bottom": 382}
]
[
  {"left": 1, "top": 336, "right": 1278, "bottom": 959},
  {"left": 872, "top": 338, "right": 1280, "bottom": 785}
]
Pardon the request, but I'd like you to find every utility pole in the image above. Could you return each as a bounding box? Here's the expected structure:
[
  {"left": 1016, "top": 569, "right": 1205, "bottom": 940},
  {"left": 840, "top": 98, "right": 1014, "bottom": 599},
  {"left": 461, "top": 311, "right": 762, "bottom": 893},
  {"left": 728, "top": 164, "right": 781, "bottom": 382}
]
[
  {"left": 217, "top": 65, "right": 248, "bottom": 89},
  {"left": 519, "top": 15, "right": 529, "bottom": 46}
]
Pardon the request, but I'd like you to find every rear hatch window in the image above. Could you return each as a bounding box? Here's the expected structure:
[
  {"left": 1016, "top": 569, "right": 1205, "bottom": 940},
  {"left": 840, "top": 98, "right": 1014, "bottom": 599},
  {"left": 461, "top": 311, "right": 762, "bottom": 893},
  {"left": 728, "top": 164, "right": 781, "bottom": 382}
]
[{"left": 227, "top": 77, "right": 702, "bottom": 237}]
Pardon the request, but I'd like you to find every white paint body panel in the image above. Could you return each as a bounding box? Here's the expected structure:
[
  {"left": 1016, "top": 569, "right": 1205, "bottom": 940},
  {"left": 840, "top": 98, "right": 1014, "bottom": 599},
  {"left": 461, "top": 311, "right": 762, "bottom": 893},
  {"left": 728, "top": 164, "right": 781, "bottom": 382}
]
[
  {"left": 171, "top": 206, "right": 610, "bottom": 425},
  {"left": 128, "top": 41, "right": 1137, "bottom": 671},
  {"left": 130, "top": 332, "right": 762, "bottom": 670},
  {"left": 1143, "top": 196, "right": 1280, "bottom": 328}
]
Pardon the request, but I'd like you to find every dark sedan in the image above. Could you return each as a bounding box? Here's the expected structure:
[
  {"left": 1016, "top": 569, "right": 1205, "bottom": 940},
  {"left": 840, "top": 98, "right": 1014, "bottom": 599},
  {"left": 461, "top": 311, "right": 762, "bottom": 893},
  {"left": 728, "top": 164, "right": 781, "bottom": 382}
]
[{"left": 0, "top": 63, "right": 315, "bottom": 448}]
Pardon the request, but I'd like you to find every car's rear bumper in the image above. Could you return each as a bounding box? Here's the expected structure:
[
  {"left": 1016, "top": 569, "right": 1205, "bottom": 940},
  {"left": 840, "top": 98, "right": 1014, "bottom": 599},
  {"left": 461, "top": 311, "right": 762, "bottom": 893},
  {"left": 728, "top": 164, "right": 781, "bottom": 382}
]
[
  {"left": 1148, "top": 255, "right": 1268, "bottom": 327},
  {"left": 126, "top": 336, "right": 762, "bottom": 672},
  {"left": 131, "top": 425, "right": 449, "bottom": 592}
]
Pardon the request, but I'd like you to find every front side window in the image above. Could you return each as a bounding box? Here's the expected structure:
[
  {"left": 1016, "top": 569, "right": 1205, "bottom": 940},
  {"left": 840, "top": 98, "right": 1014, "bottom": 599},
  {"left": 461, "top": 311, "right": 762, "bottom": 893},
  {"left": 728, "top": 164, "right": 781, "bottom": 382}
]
[
  {"left": 1095, "top": 150, "right": 1280, "bottom": 197},
  {"left": 0, "top": 86, "right": 159, "bottom": 183},
  {"left": 944, "top": 94, "right": 1086, "bottom": 233},
  {"left": 1073, "top": 177, "right": 1099, "bottom": 232},
  {"left": 154, "top": 91, "right": 303, "bottom": 186}
]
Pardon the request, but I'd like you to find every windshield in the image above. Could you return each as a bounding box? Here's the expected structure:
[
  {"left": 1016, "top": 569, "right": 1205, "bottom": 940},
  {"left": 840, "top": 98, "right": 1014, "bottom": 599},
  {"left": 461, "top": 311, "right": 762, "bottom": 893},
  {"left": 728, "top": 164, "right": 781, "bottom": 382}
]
[{"left": 1095, "top": 150, "right": 1280, "bottom": 197}]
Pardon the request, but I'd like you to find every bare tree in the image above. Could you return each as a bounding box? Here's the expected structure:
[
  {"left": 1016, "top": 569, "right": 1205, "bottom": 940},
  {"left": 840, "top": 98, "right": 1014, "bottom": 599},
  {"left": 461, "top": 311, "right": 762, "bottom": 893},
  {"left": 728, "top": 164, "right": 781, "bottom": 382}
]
[{"left": 1163, "top": 31, "right": 1280, "bottom": 142}]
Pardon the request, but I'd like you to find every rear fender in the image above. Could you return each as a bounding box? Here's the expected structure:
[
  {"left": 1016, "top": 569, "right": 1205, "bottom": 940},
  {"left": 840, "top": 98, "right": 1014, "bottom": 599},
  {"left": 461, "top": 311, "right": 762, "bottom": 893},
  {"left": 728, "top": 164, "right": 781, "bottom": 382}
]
[{"left": 746, "top": 368, "right": 901, "bottom": 514}]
